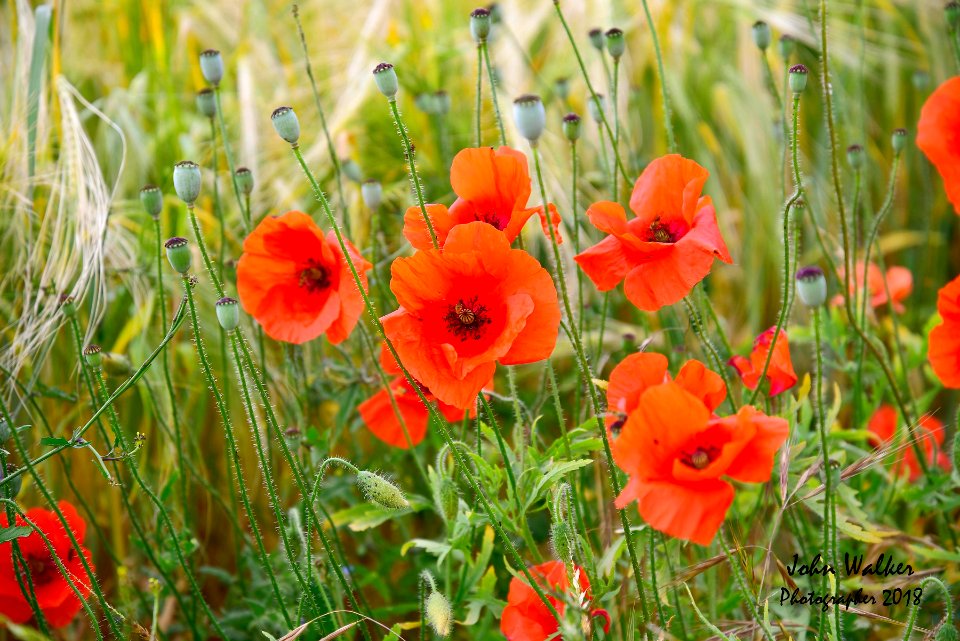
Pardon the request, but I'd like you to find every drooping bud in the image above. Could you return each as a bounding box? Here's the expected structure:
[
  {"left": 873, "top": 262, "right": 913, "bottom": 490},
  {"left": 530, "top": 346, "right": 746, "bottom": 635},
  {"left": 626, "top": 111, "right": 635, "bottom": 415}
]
[
  {"left": 361, "top": 180, "right": 383, "bottom": 210},
  {"left": 778, "top": 34, "right": 795, "bottom": 59},
  {"left": 846, "top": 144, "right": 864, "bottom": 169},
  {"left": 165, "top": 237, "right": 192, "bottom": 275},
  {"left": 235, "top": 167, "right": 254, "bottom": 196},
  {"left": 752, "top": 20, "right": 771, "bottom": 50},
  {"left": 588, "top": 28, "right": 604, "bottom": 51},
  {"left": 588, "top": 93, "right": 606, "bottom": 123},
  {"left": 550, "top": 521, "right": 575, "bottom": 563},
  {"left": 434, "top": 90, "right": 451, "bottom": 115},
  {"left": 173, "top": 161, "right": 201, "bottom": 205},
  {"left": 356, "top": 470, "right": 409, "bottom": 509},
  {"left": 341, "top": 158, "right": 362, "bottom": 182},
  {"left": 83, "top": 344, "right": 103, "bottom": 369},
  {"left": 948, "top": 2, "right": 960, "bottom": 32},
  {"left": 432, "top": 476, "right": 460, "bottom": 524},
  {"left": 139, "top": 184, "right": 163, "bottom": 219},
  {"left": 892, "top": 128, "right": 908, "bottom": 154},
  {"left": 605, "top": 28, "right": 625, "bottom": 60},
  {"left": 199, "top": 49, "right": 224, "bottom": 87},
  {"left": 215, "top": 297, "right": 240, "bottom": 332},
  {"left": 59, "top": 294, "right": 77, "bottom": 317},
  {"left": 936, "top": 623, "right": 959, "bottom": 641},
  {"left": 795, "top": 266, "right": 827, "bottom": 307},
  {"left": 196, "top": 88, "right": 216, "bottom": 118},
  {"left": 554, "top": 77, "right": 570, "bottom": 101},
  {"left": 372, "top": 62, "right": 400, "bottom": 99},
  {"left": 788, "top": 64, "right": 809, "bottom": 94},
  {"left": 512, "top": 94, "right": 546, "bottom": 144},
  {"left": 562, "top": 113, "right": 582, "bottom": 142},
  {"left": 470, "top": 7, "right": 491, "bottom": 42},
  {"left": 271, "top": 106, "right": 301, "bottom": 145},
  {"left": 425, "top": 590, "right": 453, "bottom": 637},
  {"left": 1, "top": 464, "right": 22, "bottom": 500}
]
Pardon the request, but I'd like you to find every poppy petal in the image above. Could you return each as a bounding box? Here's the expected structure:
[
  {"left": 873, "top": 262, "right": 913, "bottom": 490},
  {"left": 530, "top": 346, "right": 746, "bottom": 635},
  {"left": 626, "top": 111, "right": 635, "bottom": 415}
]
[{"left": 620, "top": 478, "right": 734, "bottom": 546}]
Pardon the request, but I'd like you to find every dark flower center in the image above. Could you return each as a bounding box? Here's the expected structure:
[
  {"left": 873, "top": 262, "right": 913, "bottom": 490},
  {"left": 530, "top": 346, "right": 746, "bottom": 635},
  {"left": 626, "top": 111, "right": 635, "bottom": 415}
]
[
  {"left": 681, "top": 446, "right": 718, "bottom": 470},
  {"left": 475, "top": 211, "right": 508, "bottom": 231},
  {"left": 21, "top": 554, "right": 57, "bottom": 585},
  {"left": 444, "top": 296, "right": 491, "bottom": 340},
  {"left": 647, "top": 216, "right": 675, "bottom": 243},
  {"left": 299, "top": 262, "right": 331, "bottom": 293},
  {"left": 608, "top": 412, "right": 627, "bottom": 437}
]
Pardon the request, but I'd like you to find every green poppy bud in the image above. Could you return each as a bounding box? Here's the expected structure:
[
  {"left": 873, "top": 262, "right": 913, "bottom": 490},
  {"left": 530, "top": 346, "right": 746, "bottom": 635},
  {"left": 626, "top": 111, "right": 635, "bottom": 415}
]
[
  {"left": 356, "top": 470, "right": 409, "bottom": 510},
  {"left": 425, "top": 590, "right": 453, "bottom": 637},
  {"left": 215, "top": 297, "right": 240, "bottom": 332},
  {"left": 196, "top": 88, "right": 216, "bottom": 118},
  {"left": 892, "top": 128, "right": 908, "bottom": 154},
  {"left": 83, "top": 344, "right": 103, "bottom": 369},
  {"left": 139, "top": 184, "right": 163, "bottom": 219},
  {"left": 554, "top": 77, "right": 570, "bottom": 101},
  {"left": 372, "top": 62, "right": 399, "bottom": 99},
  {"left": 605, "top": 28, "right": 625, "bottom": 60},
  {"left": 789, "top": 63, "right": 809, "bottom": 94},
  {"left": 562, "top": 113, "right": 582, "bottom": 142},
  {"left": 199, "top": 49, "right": 224, "bottom": 86},
  {"left": 512, "top": 94, "right": 546, "bottom": 143},
  {"left": 795, "top": 266, "right": 827, "bottom": 307},
  {"left": 470, "top": 7, "right": 491, "bottom": 42},
  {"left": 913, "top": 70, "right": 930, "bottom": 92},
  {"left": 588, "top": 93, "right": 606, "bottom": 123},
  {"left": 550, "top": 521, "right": 574, "bottom": 563},
  {"left": 361, "top": 180, "right": 382, "bottom": 210},
  {"left": 1, "top": 464, "right": 22, "bottom": 500},
  {"left": 341, "top": 158, "right": 362, "bottom": 182},
  {"left": 173, "top": 160, "right": 201, "bottom": 205},
  {"left": 0, "top": 420, "right": 11, "bottom": 444},
  {"left": 752, "top": 21, "right": 771, "bottom": 50},
  {"left": 778, "top": 34, "right": 795, "bottom": 59},
  {"left": 936, "top": 623, "right": 959, "bottom": 641},
  {"left": 235, "top": 167, "right": 254, "bottom": 196},
  {"left": 846, "top": 144, "right": 864, "bottom": 169},
  {"left": 948, "top": 2, "right": 960, "bottom": 31},
  {"left": 271, "top": 106, "right": 300, "bottom": 145},
  {"left": 434, "top": 90, "right": 450, "bottom": 115},
  {"left": 165, "top": 237, "right": 192, "bottom": 274},
  {"left": 59, "top": 294, "right": 77, "bottom": 317},
  {"left": 432, "top": 476, "right": 459, "bottom": 524},
  {"left": 588, "top": 28, "right": 604, "bottom": 51}
]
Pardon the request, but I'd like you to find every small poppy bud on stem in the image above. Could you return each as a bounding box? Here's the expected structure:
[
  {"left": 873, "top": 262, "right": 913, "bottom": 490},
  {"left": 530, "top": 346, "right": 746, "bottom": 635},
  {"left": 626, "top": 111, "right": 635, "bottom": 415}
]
[
  {"left": 83, "top": 344, "right": 103, "bottom": 369},
  {"left": 936, "top": 624, "right": 958, "bottom": 641},
  {"left": 588, "top": 93, "right": 606, "bottom": 123},
  {"left": 846, "top": 144, "right": 864, "bottom": 169},
  {"left": 434, "top": 90, "right": 450, "bottom": 115},
  {"left": 550, "top": 521, "right": 575, "bottom": 563},
  {"left": 173, "top": 161, "right": 201, "bottom": 205},
  {"left": 891, "top": 128, "right": 908, "bottom": 155},
  {"left": 372, "top": 62, "right": 400, "bottom": 100},
  {"left": 235, "top": 167, "right": 254, "bottom": 196},
  {"left": 752, "top": 20, "right": 771, "bottom": 50},
  {"left": 196, "top": 88, "right": 216, "bottom": 118},
  {"left": 432, "top": 476, "right": 460, "bottom": 525},
  {"left": 356, "top": 470, "right": 409, "bottom": 509},
  {"left": 562, "top": 113, "right": 582, "bottom": 142},
  {"left": 165, "top": 237, "right": 192, "bottom": 274},
  {"left": 605, "top": 28, "right": 625, "bottom": 60},
  {"left": 796, "top": 265, "right": 827, "bottom": 307},
  {"left": 470, "top": 7, "right": 491, "bottom": 42},
  {"left": 341, "top": 158, "right": 362, "bottom": 182},
  {"left": 361, "top": 180, "right": 382, "bottom": 210},
  {"left": 554, "top": 77, "right": 570, "bottom": 101},
  {"left": 215, "top": 297, "right": 240, "bottom": 332},
  {"left": 913, "top": 70, "right": 930, "bottom": 92},
  {"left": 512, "top": 94, "right": 546, "bottom": 144},
  {"left": 425, "top": 589, "right": 452, "bottom": 636},
  {"left": 778, "top": 34, "right": 795, "bottom": 59},
  {"left": 271, "top": 106, "right": 301, "bottom": 145},
  {"left": 139, "top": 184, "right": 163, "bottom": 219},
  {"left": 199, "top": 49, "right": 224, "bottom": 87},
  {"left": 588, "top": 28, "right": 604, "bottom": 51},
  {"left": 1, "top": 464, "right": 22, "bottom": 500},
  {"left": 788, "top": 63, "right": 809, "bottom": 94},
  {"left": 59, "top": 294, "right": 77, "bottom": 317}
]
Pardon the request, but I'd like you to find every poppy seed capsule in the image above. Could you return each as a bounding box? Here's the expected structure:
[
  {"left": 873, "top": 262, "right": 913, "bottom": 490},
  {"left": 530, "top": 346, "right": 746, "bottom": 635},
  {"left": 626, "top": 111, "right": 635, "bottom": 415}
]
[
  {"left": 361, "top": 180, "right": 382, "bottom": 210},
  {"left": 588, "top": 93, "right": 606, "bottom": 123},
  {"left": 892, "top": 128, "right": 908, "bottom": 154},
  {"left": 199, "top": 49, "right": 224, "bottom": 86},
  {"left": 425, "top": 590, "right": 453, "bottom": 637},
  {"left": 487, "top": 2, "right": 502, "bottom": 24},
  {"left": 605, "top": 28, "right": 625, "bottom": 60},
  {"left": 913, "top": 70, "right": 930, "bottom": 91},
  {"left": 470, "top": 7, "right": 491, "bottom": 42},
  {"left": 846, "top": 144, "right": 864, "bottom": 169},
  {"left": 139, "top": 184, "right": 163, "bottom": 218},
  {"left": 752, "top": 20, "right": 771, "bottom": 50},
  {"left": 173, "top": 161, "right": 201, "bottom": 205},
  {"left": 271, "top": 106, "right": 300, "bottom": 145},
  {"left": 341, "top": 158, "right": 362, "bottom": 182},
  {"left": 165, "top": 237, "right": 192, "bottom": 274},
  {"left": 778, "top": 34, "right": 795, "bottom": 59},
  {"left": 196, "top": 88, "right": 216, "bottom": 118},
  {"left": 235, "top": 167, "right": 254, "bottom": 195},
  {"left": 795, "top": 265, "right": 827, "bottom": 307},
  {"left": 434, "top": 90, "right": 450, "bottom": 115},
  {"left": 512, "top": 94, "right": 546, "bottom": 143},
  {"left": 554, "top": 76, "right": 570, "bottom": 101},
  {"left": 59, "top": 294, "right": 77, "bottom": 317},
  {"left": 83, "top": 344, "right": 103, "bottom": 369},
  {"left": 356, "top": 470, "right": 409, "bottom": 510},
  {"left": 372, "top": 62, "right": 399, "bottom": 99},
  {"left": 789, "top": 64, "right": 809, "bottom": 94},
  {"left": 588, "top": 28, "right": 604, "bottom": 51},
  {"left": 1, "top": 464, "right": 22, "bottom": 500},
  {"left": 215, "top": 297, "right": 240, "bottom": 332},
  {"left": 562, "top": 112, "right": 582, "bottom": 142}
]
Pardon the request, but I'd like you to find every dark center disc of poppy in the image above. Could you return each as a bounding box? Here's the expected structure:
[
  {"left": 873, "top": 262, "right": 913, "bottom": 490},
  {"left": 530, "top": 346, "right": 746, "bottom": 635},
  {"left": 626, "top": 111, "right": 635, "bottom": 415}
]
[
  {"left": 444, "top": 296, "right": 491, "bottom": 340},
  {"left": 476, "top": 212, "right": 509, "bottom": 231},
  {"left": 608, "top": 413, "right": 627, "bottom": 437},
  {"left": 298, "top": 262, "right": 331, "bottom": 293},
  {"left": 681, "top": 445, "right": 718, "bottom": 470},
  {"left": 21, "top": 554, "right": 56, "bottom": 585},
  {"left": 647, "top": 216, "right": 675, "bottom": 243}
]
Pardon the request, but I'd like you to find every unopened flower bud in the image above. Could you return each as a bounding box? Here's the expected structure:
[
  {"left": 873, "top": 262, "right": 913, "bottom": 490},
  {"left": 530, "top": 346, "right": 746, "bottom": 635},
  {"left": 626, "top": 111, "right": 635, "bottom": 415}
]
[
  {"left": 846, "top": 144, "right": 864, "bottom": 169},
  {"left": 215, "top": 297, "right": 240, "bottom": 332},
  {"left": 433, "top": 477, "right": 459, "bottom": 524},
  {"left": 1, "top": 464, "right": 22, "bottom": 500},
  {"left": 550, "top": 521, "right": 574, "bottom": 563},
  {"left": 83, "top": 344, "right": 103, "bottom": 369},
  {"left": 426, "top": 590, "right": 453, "bottom": 637},
  {"left": 341, "top": 158, "right": 362, "bottom": 182},
  {"left": 373, "top": 62, "right": 399, "bottom": 99},
  {"left": 752, "top": 21, "right": 771, "bottom": 50},
  {"left": 936, "top": 623, "right": 959, "bottom": 641},
  {"left": 434, "top": 90, "right": 450, "bottom": 115},
  {"left": 59, "top": 294, "right": 77, "bottom": 317},
  {"left": 913, "top": 70, "right": 930, "bottom": 92},
  {"left": 196, "top": 88, "right": 216, "bottom": 118},
  {"left": 140, "top": 184, "right": 163, "bottom": 218},
  {"left": 588, "top": 93, "right": 606, "bottom": 123},
  {"left": 562, "top": 113, "right": 582, "bottom": 142},
  {"left": 948, "top": 2, "right": 960, "bottom": 31},
  {"left": 605, "top": 28, "right": 625, "bottom": 59},
  {"left": 361, "top": 180, "right": 382, "bottom": 210},
  {"left": 0, "top": 420, "right": 10, "bottom": 444},
  {"left": 414, "top": 93, "right": 433, "bottom": 114},
  {"left": 199, "top": 49, "right": 224, "bottom": 86},
  {"left": 796, "top": 266, "right": 827, "bottom": 307},
  {"left": 588, "top": 28, "right": 604, "bottom": 51},
  {"left": 778, "top": 34, "right": 795, "bottom": 59},
  {"left": 470, "top": 7, "right": 491, "bottom": 42},
  {"left": 173, "top": 161, "right": 201, "bottom": 205},
  {"left": 892, "top": 128, "right": 908, "bottom": 154},
  {"left": 554, "top": 77, "right": 570, "bottom": 101},
  {"left": 512, "top": 94, "right": 546, "bottom": 143},
  {"left": 356, "top": 470, "right": 409, "bottom": 509},
  {"left": 789, "top": 64, "right": 809, "bottom": 94},
  {"left": 165, "top": 237, "right": 192, "bottom": 274},
  {"left": 271, "top": 106, "right": 300, "bottom": 145},
  {"left": 235, "top": 167, "right": 254, "bottom": 196}
]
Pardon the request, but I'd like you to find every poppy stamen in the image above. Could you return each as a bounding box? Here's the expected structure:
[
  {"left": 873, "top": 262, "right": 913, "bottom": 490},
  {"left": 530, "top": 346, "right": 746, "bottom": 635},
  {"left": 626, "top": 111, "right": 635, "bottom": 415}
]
[
  {"left": 444, "top": 296, "right": 491, "bottom": 340},
  {"left": 298, "top": 262, "right": 331, "bottom": 293},
  {"left": 476, "top": 211, "right": 509, "bottom": 231},
  {"left": 681, "top": 446, "right": 718, "bottom": 470},
  {"left": 647, "top": 216, "right": 675, "bottom": 243}
]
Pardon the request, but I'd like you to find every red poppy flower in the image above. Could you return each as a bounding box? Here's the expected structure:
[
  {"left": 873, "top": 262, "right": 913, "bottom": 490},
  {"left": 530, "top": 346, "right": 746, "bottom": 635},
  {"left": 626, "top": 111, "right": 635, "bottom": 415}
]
[
  {"left": 574, "top": 154, "right": 732, "bottom": 312},
  {"left": 382, "top": 221, "right": 560, "bottom": 410},
  {"left": 237, "top": 210, "right": 371, "bottom": 345},
  {"left": 500, "top": 561, "right": 607, "bottom": 641},
  {"left": 728, "top": 327, "right": 797, "bottom": 396},
  {"left": 929, "top": 274, "right": 960, "bottom": 388},
  {"left": 403, "top": 146, "right": 561, "bottom": 250},
  {"left": 0, "top": 502, "right": 93, "bottom": 627},
  {"left": 831, "top": 262, "right": 912, "bottom": 313},
  {"left": 611, "top": 383, "right": 789, "bottom": 545},
  {"left": 867, "top": 405, "right": 951, "bottom": 481},
  {"left": 917, "top": 76, "right": 960, "bottom": 213}
]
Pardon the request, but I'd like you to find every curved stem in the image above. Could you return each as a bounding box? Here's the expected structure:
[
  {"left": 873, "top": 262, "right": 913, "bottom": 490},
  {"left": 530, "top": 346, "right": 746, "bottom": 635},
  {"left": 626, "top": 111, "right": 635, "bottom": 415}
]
[
  {"left": 386, "top": 101, "right": 438, "bottom": 249},
  {"left": 213, "top": 88, "right": 248, "bottom": 231},
  {"left": 481, "top": 41, "right": 506, "bottom": 147}
]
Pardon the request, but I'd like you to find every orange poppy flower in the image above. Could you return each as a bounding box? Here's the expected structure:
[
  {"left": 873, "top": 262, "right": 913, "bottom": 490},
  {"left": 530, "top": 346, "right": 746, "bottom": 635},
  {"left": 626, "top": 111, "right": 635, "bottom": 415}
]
[
  {"left": 237, "top": 210, "right": 371, "bottom": 345},
  {"left": 867, "top": 405, "right": 951, "bottom": 481},
  {"left": 382, "top": 221, "right": 560, "bottom": 410},
  {"left": 917, "top": 76, "right": 960, "bottom": 213},
  {"left": 574, "top": 154, "right": 732, "bottom": 312},
  {"left": 928, "top": 274, "right": 960, "bottom": 388},
  {"left": 728, "top": 327, "right": 797, "bottom": 396},
  {"left": 403, "top": 146, "right": 561, "bottom": 250},
  {"left": 500, "top": 561, "right": 608, "bottom": 641},
  {"left": 831, "top": 262, "right": 912, "bottom": 313},
  {"left": 611, "top": 383, "right": 789, "bottom": 545}
]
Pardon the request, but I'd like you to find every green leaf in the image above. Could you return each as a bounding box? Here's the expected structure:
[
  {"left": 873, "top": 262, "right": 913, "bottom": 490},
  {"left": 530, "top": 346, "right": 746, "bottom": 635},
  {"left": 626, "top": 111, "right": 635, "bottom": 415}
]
[
  {"left": 39, "top": 437, "right": 69, "bottom": 448},
  {"left": 0, "top": 526, "right": 32, "bottom": 544}
]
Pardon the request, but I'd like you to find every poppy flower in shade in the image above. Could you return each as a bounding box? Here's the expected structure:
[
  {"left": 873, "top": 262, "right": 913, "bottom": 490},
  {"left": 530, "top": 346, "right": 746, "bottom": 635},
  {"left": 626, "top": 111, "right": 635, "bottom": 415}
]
[
  {"left": 382, "top": 221, "right": 561, "bottom": 410},
  {"left": 0, "top": 502, "right": 92, "bottom": 627},
  {"left": 929, "top": 274, "right": 960, "bottom": 388},
  {"left": 728, "top": 327, "right": 798, "bottom": 396},
  {"left": 830, "top": 262, "right": 913, "bottom": 313},
  {"left": 236, "top": 210, "right": 371, "bottom": 345},
  {"left": 917, "top": 76, "right": 960, "bottom": 214},
  {"left": 867, "top": 405, "right": 951, "bottom": 481},
  {"left": 402, "top": 146, "right": 561, "bottom": 250},
  {"left": 606, "top": 352, "right": 726, "bottom": 434},
  {"left": 574, "top": 154, "right": 732, "bottom": 312},
  {"left": 500, "top": 561, "right": 608, "bottom": 641},
  {"left": 611, "top": 383, "right": 789, "bottom": 545}
]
